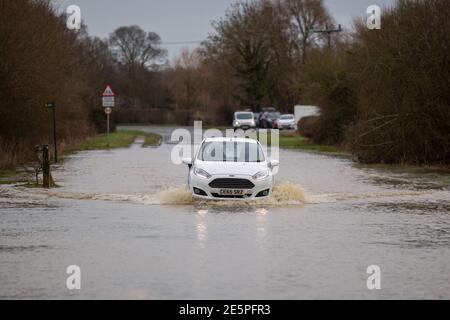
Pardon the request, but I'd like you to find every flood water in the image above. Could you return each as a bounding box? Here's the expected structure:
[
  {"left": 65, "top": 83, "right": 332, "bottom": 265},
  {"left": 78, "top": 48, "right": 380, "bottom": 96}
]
[{"left": 1, "top": 126, "right": 450, "bottom": 299}]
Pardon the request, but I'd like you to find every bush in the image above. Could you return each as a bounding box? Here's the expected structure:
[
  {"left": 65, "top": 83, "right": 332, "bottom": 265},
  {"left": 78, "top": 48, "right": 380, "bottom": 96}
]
[
  {"left": 299, "top": 50, "right": 357, "bottom": 145},
  {"left": 0, "top": 0, "right": 95, "bottom": 168},
  {"left": 298, "top": 116, "right": 320, "bottom": 139},
  {"left": 299, "top": 0, "right": 449, "bottom": 165},
  {"left": 346, "top": 0, "right": 450, "bottom": 164}
]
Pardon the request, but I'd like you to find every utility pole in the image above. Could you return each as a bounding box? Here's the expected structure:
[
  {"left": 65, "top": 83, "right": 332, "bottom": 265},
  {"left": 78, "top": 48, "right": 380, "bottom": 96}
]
[
  {"left": 310, "top": 24, "right": 343, "bottom": 50},
  {"left": 45, "top": 102, "right": 58, "bottom": 163}
]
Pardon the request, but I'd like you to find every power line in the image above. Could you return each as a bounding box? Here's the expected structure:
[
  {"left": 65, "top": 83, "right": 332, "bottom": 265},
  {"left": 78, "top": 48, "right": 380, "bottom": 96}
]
[
  {"left": 161, "top": 40, "right": 203, "bottom": 45},
  {"left": 309, "top": 24, "right": 343, "bottom": 49}
]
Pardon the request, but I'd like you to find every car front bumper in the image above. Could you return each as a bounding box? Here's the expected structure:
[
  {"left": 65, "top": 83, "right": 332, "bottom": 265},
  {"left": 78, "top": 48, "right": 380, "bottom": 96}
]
[
  {"left": 189, "top": 172, "right": 273, "bottom": 200},
  {"left": 279, "top": 123, "right": 296, "bottom": 129},
  {"left": 233, "top": 125, "right": 256, "bottom": 130}
]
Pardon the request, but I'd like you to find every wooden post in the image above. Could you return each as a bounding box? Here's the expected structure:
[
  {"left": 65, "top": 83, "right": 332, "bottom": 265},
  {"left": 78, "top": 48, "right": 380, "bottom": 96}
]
[
  {"left": 42, "top": 145, "right": 50, "bottom": 188},
  {"left": 34, "top": 145, "right": 41, "bottom": 185},
  {"left": 45, "top": 102, "right": 58, "bottom": 163}
]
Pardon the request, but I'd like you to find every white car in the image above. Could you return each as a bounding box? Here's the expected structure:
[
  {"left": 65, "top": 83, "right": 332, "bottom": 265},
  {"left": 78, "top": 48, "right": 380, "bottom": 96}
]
[
  {"left": 233, "top": 112, "right": 256, "bottom": 131},
  {"left": 183, "top": 137, "right": 279, "bottom": 200},
  {"left": 277, "top": 114, "right": 297, "bottom": 130}
]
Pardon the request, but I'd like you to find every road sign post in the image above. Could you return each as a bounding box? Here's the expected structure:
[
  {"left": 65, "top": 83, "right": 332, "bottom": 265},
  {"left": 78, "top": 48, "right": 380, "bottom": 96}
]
[
  {"left": 106, "top": 113, "right": 110, "bottom": 147},
  {"left": 45, "top": 102, "right": 58, "bottom": 163},
  {"left": 102, "top": 86, "right": 116, "bottom": 148},
  {"left": 104, "top": 107, "right": 112, "bottom": 147}
]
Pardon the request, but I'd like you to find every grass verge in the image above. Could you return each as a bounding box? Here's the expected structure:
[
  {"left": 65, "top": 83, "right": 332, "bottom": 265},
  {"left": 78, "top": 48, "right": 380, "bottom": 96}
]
[
  {"left": 260, "top": 133, "right": 346, "bottom": 155},
  {"left": 0, "top": 170, "right": 16, "bottom": 179},
  {"left": 0, "top": 130, "right": 162, "bottom": 186},
  {"left": 0, "top": 170, "right": 17, "bottom": 184},
  {"left": 279, "top": 135, "right": 344, "bottom": 153},
  {"left": 71, "top": 130, "right": 161, "bottom": 151},
  {"left": 142, "top": 133, "right": 162, "bottom": 147}
]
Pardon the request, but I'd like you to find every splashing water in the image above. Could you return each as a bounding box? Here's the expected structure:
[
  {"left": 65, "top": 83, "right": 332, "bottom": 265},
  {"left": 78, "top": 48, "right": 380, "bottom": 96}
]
[
  {"left": 19, "top": 181, "right": 429, "bottom": 207},
  {"left": 24, "top": 182, "right": 307, "bottom": 206},
  {"left": 268, "top": 182, "right": 306, "bottom": 204},
  {"left": 154, "top": 182, "right": 306, "bottom": 206},
  {"left": 156, "top": 186, "right": 196, "bottom": 205}
]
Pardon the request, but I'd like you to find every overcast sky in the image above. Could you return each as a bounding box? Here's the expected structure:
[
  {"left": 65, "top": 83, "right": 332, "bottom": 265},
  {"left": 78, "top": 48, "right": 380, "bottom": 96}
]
[{"left": 55, "top": 0, "right": 395, "bottom": 60}]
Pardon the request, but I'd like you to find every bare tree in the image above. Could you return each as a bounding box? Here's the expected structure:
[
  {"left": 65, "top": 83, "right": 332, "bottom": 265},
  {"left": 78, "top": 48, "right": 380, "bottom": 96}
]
[
  {"left": 109, "top": 26, "right": 167, "bottom": 108},
  {"left": 282, "top": 0, "right": 332, "bottom": 63},
  {"left": 109, "top": 26, "right": 167, "bottom": 70},
  {"left": 172, "top": 48, "right": 203, "bottom": 110},
  {"left": 204, "top": 1, "right": 283, "bottom": 110}
]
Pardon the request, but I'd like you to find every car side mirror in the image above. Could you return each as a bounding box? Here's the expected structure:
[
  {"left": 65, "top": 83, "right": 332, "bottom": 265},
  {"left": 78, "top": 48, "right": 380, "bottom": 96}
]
[
  {"left": 182, "top": 158, "right": 193, "bottom": 166},
  {"left": 269, "top": 160, "right": 279, "bottom": 168}
]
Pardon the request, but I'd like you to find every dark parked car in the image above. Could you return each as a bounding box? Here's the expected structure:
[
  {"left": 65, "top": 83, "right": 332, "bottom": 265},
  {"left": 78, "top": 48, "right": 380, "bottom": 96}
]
[
  {"left": 259, "top": 111, "right": 281, "bottom": 129},
  {"left": 254, "top": 112, "right": 260, "bottom": 128},
  {"left": 268, "top": 112, "right": 281, "bottom": 129}
]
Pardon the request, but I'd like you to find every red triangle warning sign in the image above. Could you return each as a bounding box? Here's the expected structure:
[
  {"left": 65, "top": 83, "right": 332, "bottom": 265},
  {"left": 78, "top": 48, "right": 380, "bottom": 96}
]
[{"left": 102, "top": 85, "right": 115, "bottom": 97}]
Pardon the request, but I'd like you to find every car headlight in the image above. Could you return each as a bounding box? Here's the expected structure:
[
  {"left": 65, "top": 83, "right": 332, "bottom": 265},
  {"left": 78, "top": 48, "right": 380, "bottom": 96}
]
[
  {"left": 235, "top": 121, "right": 240, "bottom": 126},
  {"left": 252, "top": 170, "right": 269, "bottom": 180},
  {"left": 194, "top": 167, "right": 211, "bottom": 179}
]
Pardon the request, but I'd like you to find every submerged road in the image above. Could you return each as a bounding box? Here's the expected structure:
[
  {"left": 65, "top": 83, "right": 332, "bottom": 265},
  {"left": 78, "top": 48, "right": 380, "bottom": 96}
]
[{"left": 1, "top": 126, "right": 449, "bottom": 299}]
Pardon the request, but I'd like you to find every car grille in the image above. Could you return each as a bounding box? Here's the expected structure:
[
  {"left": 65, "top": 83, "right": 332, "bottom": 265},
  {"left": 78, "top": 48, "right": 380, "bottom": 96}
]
[{"left": 209, "top": 178, "right": 255, "bottom": 189}]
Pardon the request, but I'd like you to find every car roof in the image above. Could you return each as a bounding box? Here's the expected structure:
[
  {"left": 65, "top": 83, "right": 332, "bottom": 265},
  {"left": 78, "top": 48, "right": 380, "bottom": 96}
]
[{"left": 204, "top": 137, "right": 258, "bottom": 143}]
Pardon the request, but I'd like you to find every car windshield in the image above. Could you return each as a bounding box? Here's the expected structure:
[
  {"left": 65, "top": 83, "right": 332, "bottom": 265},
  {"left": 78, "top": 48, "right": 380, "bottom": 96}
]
[
  {"left": 199, "top": 141, "right": 265, "bottom": 162},
  {"left": 268, "top": 112, "right": 280, "bottom": 120},
  {"left": 236, "top": 113, "right": 253, "bottom": 120},
  {"left": 280, "top": 115, "right": 294, "bottom": 120}
]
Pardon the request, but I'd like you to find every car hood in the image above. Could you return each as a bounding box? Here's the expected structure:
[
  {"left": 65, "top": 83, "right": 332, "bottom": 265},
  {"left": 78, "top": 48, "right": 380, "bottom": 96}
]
[
  {"left": 195, "top": 161, "right": 267, "bottom": 176},
  {"left": 279, "top": 119, "right": 295, "bottom": 123}
]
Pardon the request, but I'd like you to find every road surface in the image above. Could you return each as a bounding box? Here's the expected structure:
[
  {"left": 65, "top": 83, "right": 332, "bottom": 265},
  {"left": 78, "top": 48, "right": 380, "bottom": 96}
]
[{"left": 1, "top": 126, "right": 449, "bottom": 299}]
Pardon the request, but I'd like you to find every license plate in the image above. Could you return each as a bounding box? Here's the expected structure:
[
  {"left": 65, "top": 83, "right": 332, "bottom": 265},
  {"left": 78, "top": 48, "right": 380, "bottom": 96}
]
[{"left": 219, "top": 189, "right": 244, "bottom": 196}]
